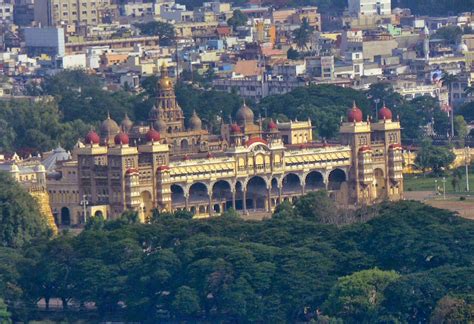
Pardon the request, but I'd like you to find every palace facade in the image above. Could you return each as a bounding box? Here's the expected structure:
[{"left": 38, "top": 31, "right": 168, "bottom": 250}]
[
  {"left": 46, "top": 68, "right": 403, "bottom": 224},
  {"left": 65, "top": 69, "right": 403, "bottom": 220}
]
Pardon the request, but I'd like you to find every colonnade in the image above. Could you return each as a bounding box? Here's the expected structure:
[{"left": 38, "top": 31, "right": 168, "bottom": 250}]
[{"left": 170, "top": 169, "right": 347, "bottom": 216}]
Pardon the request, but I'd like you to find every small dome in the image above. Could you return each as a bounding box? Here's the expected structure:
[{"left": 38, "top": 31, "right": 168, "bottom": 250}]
[
  {"left": 145, "top": 128, "right": 161, "bottom": 142},
  {"left": 230, "top": 123, "right": 242, "bottom": 133},
  {"left": 188, "top": 110, "right": 202, "bottom": 131},
  {"left": 121, "top": 114, "right": 133, "bottom": 133},
  {"left": 100, "top": 114, "right": 120, "bottom": 137},
  {"left": 114, "top": 132, "right": 129, "bottom": 145},
  {"left": 153, "top": 117, "right": 167, "bottom": 132},
  {"left": 85, "top": 131, "right": 100, "bottom": 145},
  {"left": 348, "top": 101, "right": 363, "bottom": 123},
  {"left": 236, "top": 102, "right": 254, "bottom": 125},
  {"left": 378, "top": 105, "right": 393, "bottom": 121},
  {"left": 268, "top": 119, "right": 278, "bottom": 131}
]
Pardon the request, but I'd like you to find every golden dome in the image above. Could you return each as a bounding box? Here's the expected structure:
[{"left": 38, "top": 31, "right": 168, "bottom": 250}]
[
  {"left": 158, "top": 61, "right": 173, "bottom": 91},
  {"left": 159, "top": 77, "right": 173, "bottom": 90}
]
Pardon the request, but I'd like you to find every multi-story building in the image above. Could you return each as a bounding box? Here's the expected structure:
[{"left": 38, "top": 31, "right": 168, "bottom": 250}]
[
  {"left": 34, "top": 0, "right": 114, "bottom": 27},
  {"left": 0, "top": 0, "right": 13, "bottom": 22},
  {"left": 53, "top": 72, "right": 404, "bottom": 224},
  {"left": 348, "top": 0, "right": 391, "bottom": 16},
  {"left": 24, "top": 27, "right": 65, "bottom": 57}
]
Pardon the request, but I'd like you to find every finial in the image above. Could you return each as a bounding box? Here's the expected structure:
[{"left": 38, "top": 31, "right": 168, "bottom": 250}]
[
  {"left": 107, "top": 111, "right": 111, "bottom": 119},
  {"left": 382, "top": 100, "right": 386, "bottom": 108},
  {"left": 353, "top": 100, "right": 357, "bottom": 109}
]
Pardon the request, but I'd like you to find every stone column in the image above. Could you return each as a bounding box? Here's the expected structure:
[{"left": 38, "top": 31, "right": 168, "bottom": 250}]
[
  {"left": 267, "top": 187, "right": 272, "bottom": 212},
  {"left": 208, "top": 189, "right": 213, "bottom": 217},
  {"left": 184, "top": 193, "right": 189, "bottom": 211},
  {"left": 232, "top": 190, "right": 236, "bottom": 210},
  {"left": 301, "top": 180, "right": 306, "bottom": 195},
  {"left": 243, "top": 189, "right": 247, "bottom": 213}
]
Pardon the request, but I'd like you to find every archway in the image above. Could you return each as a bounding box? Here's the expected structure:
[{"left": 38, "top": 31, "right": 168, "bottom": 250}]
[
  {"left": 270, "top": 178, "right": 279, "bottom": 204},
  {"left": 212, "top": 180, "right": 232, "bottom": 213},
  {"left": 374, "top": 168, "right": 386, "bottom": 199},
  {"left": 181, "top": 139, "right": 189, "bottom": 151},
  {"left": 281, "top": 173, "right": 302, "bottom": 195},
  {"left": 234, "top": 181, "right": 244, "bottom": 211},
  {"left": 140, "top": 191, "right": 153, "bottom": 221},
  {"left": 94, "top": 210, "right": 103, "bottom": 218},
  {"left": 61, "top": 207, "right": 70, "bottom": 226},
  {"left": 189, "top": 182, "right": 209, "bottom": 204},
  {"left": 171, "top": 184, "right": 185, "bottom": 209},
  {"left": 305, "top": 171, "right": 325, "bottom": 192},
  {"left": 246, "top": 176, "right": 267, "bottom": 210},
  {"left": 328, "top": 169, "right": 346, "bottom": 190}
]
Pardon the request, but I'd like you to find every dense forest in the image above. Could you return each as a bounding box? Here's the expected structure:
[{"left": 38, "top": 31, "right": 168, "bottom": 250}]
[{"left": 0, "top": 172, "right": 473, "bottom": 322}]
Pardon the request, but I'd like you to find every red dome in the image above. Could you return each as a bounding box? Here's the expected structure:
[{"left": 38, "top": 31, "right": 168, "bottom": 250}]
[
  {"left": 230, "top": 123, "right": 242, "bottom": 133},
  {"left": 268, "top": 120, "right": 278, "bottom": 130},
  {"left": 145, "top": 129, "right": 161, "bottom": 142},
  {"left": 114, "top": 132, "right": 129, "bottom": 145},
  {"left": 359, "top": 146, "right": 372, "bottom": 153},
  {"left": 85, "top": 131, "right": 100, "bottom": 145},
  {"left": 348, "top": 101, "right": 363, "bottom": 123},
  {"left": 378, "top": 105, "right": 393, "bottom": 121}
]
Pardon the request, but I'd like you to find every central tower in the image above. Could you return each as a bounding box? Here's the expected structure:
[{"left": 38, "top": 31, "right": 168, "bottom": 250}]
[{"left": 150, "top": 64, "right": 185, "bottom": 134}]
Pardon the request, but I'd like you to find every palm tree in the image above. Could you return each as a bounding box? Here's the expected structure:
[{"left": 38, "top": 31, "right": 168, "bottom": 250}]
[
  {"left": 441, "top": 73, "right": 459, "bottom": 138},
  {"left": 293, "top": 18, "right": 314, "bottom": 50}
]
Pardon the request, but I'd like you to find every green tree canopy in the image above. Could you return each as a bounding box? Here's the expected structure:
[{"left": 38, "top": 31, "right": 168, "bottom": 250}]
[
  {"left": 134, "top": 21, "right": 175, "bottom": 46},
  {"left": 415, "top": 140, "right": 455, "bottom": 174},
  {"left": 227, "top": 10, "right": 248, "bottom": 29},
  {"left": 323, "top": 268, "right": 400, "bottom": 323},
  {"left": 0, "top": 172, "right": 49, "bottom": 248}
]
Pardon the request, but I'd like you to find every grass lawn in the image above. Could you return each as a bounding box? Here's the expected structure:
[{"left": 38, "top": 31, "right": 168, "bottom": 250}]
[{"left": 404, "top": 171, "right": 474, "bottom": 194}]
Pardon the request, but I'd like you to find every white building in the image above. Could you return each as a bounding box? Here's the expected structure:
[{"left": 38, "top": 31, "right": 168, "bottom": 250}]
[
  {"left": 348, "top": 0, "right": 391, "bottom": 16},
  {"left": 0, "top": 0, "right": 13, "bottom": 22}
]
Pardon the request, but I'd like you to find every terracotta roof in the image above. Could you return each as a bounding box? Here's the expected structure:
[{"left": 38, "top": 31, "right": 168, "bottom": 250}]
[
  {"left": 234, "top": 60, "right": 262, "bottom": 77},
  {"left": 245, "top": 137, "right": 267, "bottom": 147}
]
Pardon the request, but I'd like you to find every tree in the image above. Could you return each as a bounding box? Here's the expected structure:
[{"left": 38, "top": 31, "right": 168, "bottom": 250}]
[
  {"left": 171, "top": 286, "right": 201, "bottom": 318},
  {"left": 454, "top": 115, "right": 468, "bottom": 138},
  {"left": 441, "top": 73, "right": 459, "bottom": 137},
  {"left": 433, "top": 26, "right": 463, "bottom": 45},
  {"left": 257, "top": 84, "right": 370, "bottom": 139},
  {"left": 134, "top": 21, "right": 175, "bottom": 46},
  {"left": 0, "top": 298, "right": 11, "bottom": 324},
  {"left": 323, "top": 268, "right": 400, "bottom": 323},
  {"left": 227, "top": 10, "right": 248, "bottom": 29},
  {"left": 293, "top": 191, "right": 339, "bottom": 224},
  {"left": 0, "top": 172, "right": 49, "bottom": 248},
  {"left": 383, "top": 273, "right": 447, "bottom": 323},
  {"left": 293, "top": 18, "right": 314, "bottom": 50},
  {"left": 431, "top": 295, "right": 474, "bottom": 323},
  {"left": 287, "top": 47, "right": 299, "bottom": 60},
  {"left": 415, "top": 140, "right": 455, "bottom": 174}
]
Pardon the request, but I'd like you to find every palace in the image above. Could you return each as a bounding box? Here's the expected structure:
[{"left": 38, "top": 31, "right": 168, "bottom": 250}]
[{"left": 44, "top": 67, "right": 403, "bottom": 225}]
